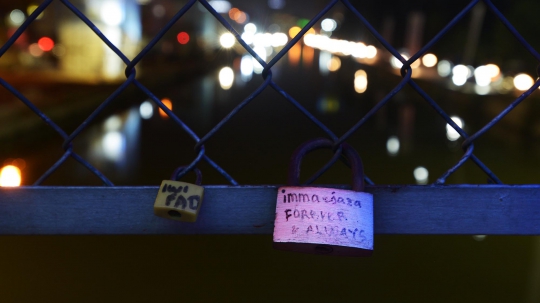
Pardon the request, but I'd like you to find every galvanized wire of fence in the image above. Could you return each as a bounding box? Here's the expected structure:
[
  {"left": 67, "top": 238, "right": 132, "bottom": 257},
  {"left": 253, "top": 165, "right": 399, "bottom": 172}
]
[{"left": 1, "top": 0, "right": 539, "bottom": 186}]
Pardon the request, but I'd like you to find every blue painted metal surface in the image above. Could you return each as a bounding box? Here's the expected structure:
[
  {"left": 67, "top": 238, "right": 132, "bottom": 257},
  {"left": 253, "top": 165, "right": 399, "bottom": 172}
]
[{"left": 0, "top": 186, "right": 539, "bottom": 235}]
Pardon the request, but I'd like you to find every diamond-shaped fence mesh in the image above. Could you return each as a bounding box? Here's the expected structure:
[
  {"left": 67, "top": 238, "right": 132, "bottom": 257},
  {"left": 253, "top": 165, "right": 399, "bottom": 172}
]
[
  {"left": 1, "top": 0, "right": 539, "bottom": 187},
  {"left": 3, "top": 4, "right": 540, "bottom": 300}
]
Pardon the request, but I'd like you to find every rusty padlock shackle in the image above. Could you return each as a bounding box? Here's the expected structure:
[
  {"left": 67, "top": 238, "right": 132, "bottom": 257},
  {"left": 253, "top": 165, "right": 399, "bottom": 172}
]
[
  {"left": 287, "top": 138, "right": 365, "bottom": 191},
  {"left": 171, "top": 166, "right": 203, "bottom": 185}
]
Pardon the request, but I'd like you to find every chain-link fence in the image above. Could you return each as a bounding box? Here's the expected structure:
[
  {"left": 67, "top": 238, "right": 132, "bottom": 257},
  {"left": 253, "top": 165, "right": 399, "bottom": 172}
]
[{"left": 0, "top": 0, "right": 539, "bottom": 234}]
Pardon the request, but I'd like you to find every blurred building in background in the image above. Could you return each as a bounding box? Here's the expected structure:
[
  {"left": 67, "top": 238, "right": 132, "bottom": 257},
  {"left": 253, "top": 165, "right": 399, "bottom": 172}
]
[{"left": 59, "top": 0, "right": 141, "bottom": 81}]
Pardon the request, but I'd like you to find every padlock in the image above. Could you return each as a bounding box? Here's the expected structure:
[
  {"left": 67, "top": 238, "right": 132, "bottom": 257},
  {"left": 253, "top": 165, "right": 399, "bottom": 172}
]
[
  {"left": 273, "top": 138, "right": 373, "bottom": 257},
  {"left": 153, "top": 166, "right": 204, "bottom": 222}
]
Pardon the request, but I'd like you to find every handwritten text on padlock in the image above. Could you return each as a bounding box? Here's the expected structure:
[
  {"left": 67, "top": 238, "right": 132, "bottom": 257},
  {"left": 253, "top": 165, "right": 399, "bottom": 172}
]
[
  {"left": 281, "top": 190, "right": 363, "bottom": 207},
  {"left": 162, "top": 183, "right": 201, "bottom": 210},
  {"left": 274, "top": 187, "right": 373, "bottom": 250}
]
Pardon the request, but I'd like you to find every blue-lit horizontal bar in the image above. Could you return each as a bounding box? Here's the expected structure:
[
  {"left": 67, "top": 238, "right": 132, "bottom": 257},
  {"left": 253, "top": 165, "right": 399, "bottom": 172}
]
[{"left": 0, "top": 185, "right": 539, "bottom": 235}]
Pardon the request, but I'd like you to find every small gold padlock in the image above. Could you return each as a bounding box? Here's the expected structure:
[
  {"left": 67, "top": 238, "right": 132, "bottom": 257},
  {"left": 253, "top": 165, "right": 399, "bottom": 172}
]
[
  {"left": 273, "top": 138, "right": 374, "bottom": 257},
  {"left": 154, "top": 167, "right": 204, "bottom": 222}
]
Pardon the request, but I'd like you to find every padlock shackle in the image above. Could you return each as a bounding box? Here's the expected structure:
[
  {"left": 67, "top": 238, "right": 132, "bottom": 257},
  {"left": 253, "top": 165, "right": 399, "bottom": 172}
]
[
  {"left": 172, "top": 166, "right": 203, "bottom": 185},
  {"left": 341, "top": 143, "right": 365, "bottom": 191},
  {"left": 287, "top": 138, "right": 365, "bottom": 191}
]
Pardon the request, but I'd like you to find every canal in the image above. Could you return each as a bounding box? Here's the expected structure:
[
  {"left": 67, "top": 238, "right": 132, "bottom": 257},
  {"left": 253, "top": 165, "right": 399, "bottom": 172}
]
[{"left": 3, "top": 47, "right": 540, "bottom": 187}]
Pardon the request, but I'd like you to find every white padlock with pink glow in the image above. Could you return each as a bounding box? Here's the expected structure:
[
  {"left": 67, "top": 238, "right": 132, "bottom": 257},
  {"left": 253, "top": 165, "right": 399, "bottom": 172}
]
[{"left": 273, "top": 138, "right": 373, "bottom": 257}]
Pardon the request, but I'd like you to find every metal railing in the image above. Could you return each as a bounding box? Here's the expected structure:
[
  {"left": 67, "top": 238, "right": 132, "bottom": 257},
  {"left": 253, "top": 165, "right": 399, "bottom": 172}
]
[{"left": 0, "top": 0, "right": 539, "bottom": 235}]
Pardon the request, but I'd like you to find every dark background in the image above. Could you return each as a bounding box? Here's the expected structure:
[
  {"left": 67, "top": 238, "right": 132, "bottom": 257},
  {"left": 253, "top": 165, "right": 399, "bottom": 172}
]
[{"left": 0, "top": 0, "right": 539, "bottom": 302}]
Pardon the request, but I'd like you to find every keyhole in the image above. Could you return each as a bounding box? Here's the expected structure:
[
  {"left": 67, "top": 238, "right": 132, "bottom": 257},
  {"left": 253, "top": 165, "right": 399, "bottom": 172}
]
[
  {"left": 168, "top": 210, "right": 182, "bottom": 218},
  {"left": 314, "top": 245, "right": 333, "bottom": 254}
]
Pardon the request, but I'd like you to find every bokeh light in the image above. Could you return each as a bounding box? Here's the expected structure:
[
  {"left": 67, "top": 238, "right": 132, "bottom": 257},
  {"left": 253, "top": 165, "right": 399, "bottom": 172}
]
[
  {"left": 27, "top": 4, "right": 44, "bottom": 19},
  {"left": 437, "top": 60, "right": 452, "bottom": 77},
  {"left": 220, "top": 33, "right": 235, "bottom": 48},
  {"left": 102, "top": 131, "right": 125, "bottom": 161},
  {"left": 100, "top": 1, "right": 124, "bottom": 26},
  {"left": 271, "top": 33, "right": 288, "bottom": 47},
  {"left": 244, "top": 23, "right": 257, "bottom": 34},
  {"left": 104, "top": 115, "right": 122, "bottom": 132},
  {"left": 327, "top": 56, "right": 341, "bottom": 72},
  {"left": 139, "top": 101, "right": 153, "bottom": 119},
  {"left": 159, "top": 98, "right": 173, "bottom": 118},
  {"left": 354, "top": 69, "right": 367, "bottom": 93},
  {"left": 252, "top": 46, "right": 267, "bottom": 74},
  {"left": 0, "top": 165, "right": 21, "bottom": 187},
  {"left": 28, "top": 43, "right": 43, "bottom": 57},
  {"left": 446, "top": 116, "right": 464, "bottom": 141},
  {"left": 485, "top": 64, "right": 500, "bottom": 80},
  {"left": 177, "top": 32, "right": 190, "bottom": 44},
  {"left": 422, "top": 53, "right": 438, "bottom": 67},
  {"left": 38, "top": 37, "right": 54, "bottom": 51},
  {"left": 386, "top": 136, "right": 400, "bottom": 156},
  {"left": 9, "top": 9, "right": 25, "bottom": 27},
  {"left": 219, "top": 67, "right": 234, "bottom": 90},
  {"left": 240, "top": 54, "right": 254, "bottom": 80},
  {"left": 390, "top": 53, "right": 409, "bottom": 69},
  {"left": 413, "top": 166, "right": 429, "bottom": 185},
  {"left": 234, "top": 11, "right": 247, "bottom": 23},
  {"left": 513, "top": 73, "right": 534, "bottom": 91},
  {"left": 208, "top": 0, "right": 231, "bottom": 13},
  {"left": 365, "top": 45, "right": 377, "bottom": 59},
  {"left": 452, "top": 64, "right": 470, "bottom": 86},
  {"left": 288, "top": 26, "right": 301, "bottom": 38},
  {"left": 474, "top": 65, "right": 492, "bottom": 86},
  {"left": 321, "top": 18, "right": 337, "bottom": 32}
]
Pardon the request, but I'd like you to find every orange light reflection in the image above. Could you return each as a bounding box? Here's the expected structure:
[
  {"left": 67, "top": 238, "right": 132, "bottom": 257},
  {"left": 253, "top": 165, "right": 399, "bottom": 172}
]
[
  {"left": 159, "top": 98, "right": 173, "bottom": 118},
  {"left": 228, "top": 8, "right": 239, "bottom": 20},
  {"left": 288, "top": 26, "right": 301, "bottom": 39},
  {"left": 234, "top": 11, "right": 246, "bottom": 23},
  {"left": 302, "top": 44, "right": 314, "bottom": 66},
  {"left": 288, "top": 43, "right": 301, "bottom": 66},
  {"left": 0, "top": 165, "right": 21, "bottom": 187}
]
